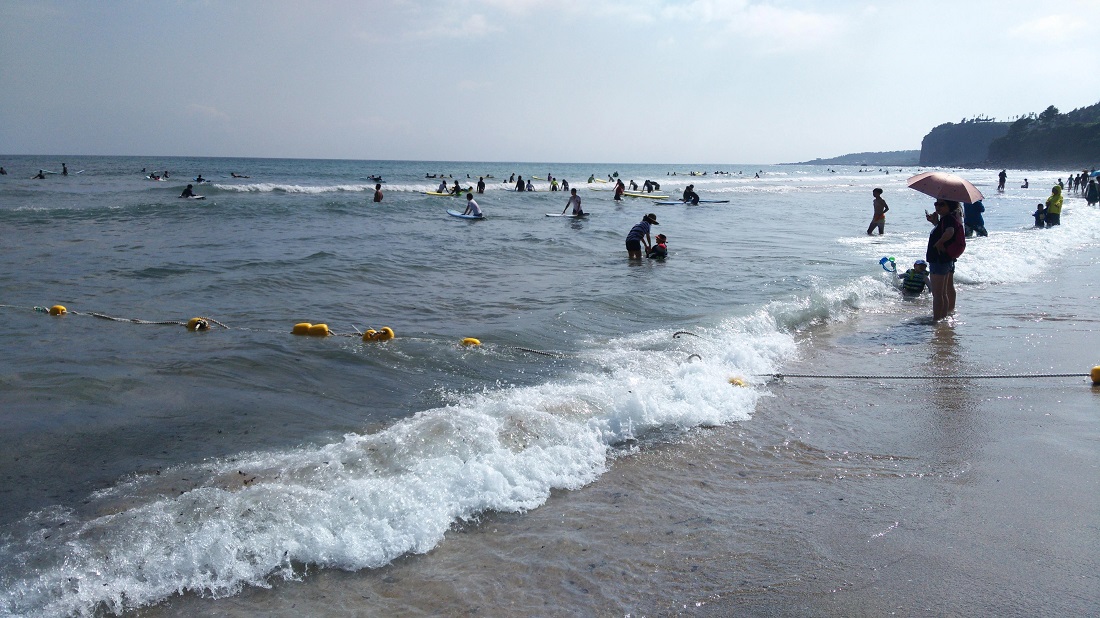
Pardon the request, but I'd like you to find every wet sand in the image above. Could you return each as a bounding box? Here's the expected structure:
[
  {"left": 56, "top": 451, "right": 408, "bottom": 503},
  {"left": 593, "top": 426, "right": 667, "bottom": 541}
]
[{"left": 137, "top": 256, "right": 1100, "bottom": 617}]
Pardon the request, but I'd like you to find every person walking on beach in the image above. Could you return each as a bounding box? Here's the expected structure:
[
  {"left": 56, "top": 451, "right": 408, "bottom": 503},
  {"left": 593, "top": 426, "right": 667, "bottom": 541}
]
[
  {"left": 1045, "top": 185, "right": 1063, "bottom": 227},
  {"left": 463, "top": 193, "right": 482, "bottom": 217},
  {"left": 625, "top": 213, "right": 658, "bottom": 259},
  {"left": 562, "top": 188, "right": 584, "bottom": 216},
  {"left": 925, "top": 200, "right": 964, "bottom": 321},
  {"left": 373, "top": 184, "right": 383, "bottom": 202},
  {"left": 963, "top": 200, "right": 987, "bottom": 237},
  {"left": 997, "top": 170, "right": 1007, "bottom": 192},
  {"left": 866, "top": 188, "right": 889, "bottom": 234}
]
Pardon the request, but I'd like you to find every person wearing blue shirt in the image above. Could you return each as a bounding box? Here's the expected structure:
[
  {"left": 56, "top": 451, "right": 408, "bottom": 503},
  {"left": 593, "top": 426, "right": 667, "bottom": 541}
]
[{"left": 963, "top": 200, "right": 987, "bottom": 237}]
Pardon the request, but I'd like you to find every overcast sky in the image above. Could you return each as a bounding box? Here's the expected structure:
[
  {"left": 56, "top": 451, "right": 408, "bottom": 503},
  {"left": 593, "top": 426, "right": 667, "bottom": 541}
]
[{"left": 2, "top": 0, "right": 1098, "bottom": 164}]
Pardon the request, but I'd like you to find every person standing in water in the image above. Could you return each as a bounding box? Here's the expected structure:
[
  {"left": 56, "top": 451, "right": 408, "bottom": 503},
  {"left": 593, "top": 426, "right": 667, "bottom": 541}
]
[
  {"left": 866, "top": 188, "right": 889, "bottom": 235},
  {"left": 997, "top": 169, "right": 1007, "bottom": 192},
  {"left": 373, "top": 184, "right": 383, "bottom": 202},
  {"left": 562, "top": 188, "right": 583, "bottom": 216},
  {"left": 625, "top": 213, "right": 658, "bottom": 259},
  {"left": 476, "top": 177, "right": 485, "bottom": 194},
  {"left": 1045, "top": 185, "right": 1063, "bottom": 226},
  {"left": 925, "top": 200, "right": 964, "bottom": 321}
]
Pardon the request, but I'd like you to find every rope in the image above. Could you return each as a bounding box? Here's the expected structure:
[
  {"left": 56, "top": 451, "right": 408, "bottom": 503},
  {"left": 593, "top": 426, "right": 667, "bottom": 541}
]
[
  {"left": 511, "top": 347, "right": 564, "bottom": 358},
  {"left": 759, "top": 372, "right": 1088, "bottom": 380},
  {"left": 82, "top": 311, "right": 230, "bottom": 329}
]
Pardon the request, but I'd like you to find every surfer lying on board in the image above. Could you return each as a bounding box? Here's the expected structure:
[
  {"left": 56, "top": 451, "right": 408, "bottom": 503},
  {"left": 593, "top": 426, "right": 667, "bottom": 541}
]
[
  {"left": 180, "top": 184, "right": 196, "bottom": 198},
  {"left": 463, "top": 193, "right": 482, "bottom": 217},
  {"left": 562, "top": 188, "right": 584, "bottom": 216}
]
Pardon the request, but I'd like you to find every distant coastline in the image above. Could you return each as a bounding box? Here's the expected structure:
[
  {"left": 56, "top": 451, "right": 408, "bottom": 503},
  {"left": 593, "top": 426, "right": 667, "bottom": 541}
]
[{"left": 782, "top": 150, "right": 920, "bottom": 166}]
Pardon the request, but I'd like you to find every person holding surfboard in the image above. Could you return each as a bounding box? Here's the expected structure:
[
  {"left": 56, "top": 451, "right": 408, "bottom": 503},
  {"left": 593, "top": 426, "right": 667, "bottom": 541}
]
[
  {"left": 180, "top": 184, "right": 197, "bottom": 198},
  {"left": 562, "top": 188, "right": 583, "bottom": 216},
  {"left": 463, "top": 193, "right": 482, "bottom": 218}
]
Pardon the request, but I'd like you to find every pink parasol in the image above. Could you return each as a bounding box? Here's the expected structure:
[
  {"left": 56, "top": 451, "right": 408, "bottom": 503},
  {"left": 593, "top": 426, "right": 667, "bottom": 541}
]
[{"left": 906, "top": 171, "right": 984, "bottom": 203}]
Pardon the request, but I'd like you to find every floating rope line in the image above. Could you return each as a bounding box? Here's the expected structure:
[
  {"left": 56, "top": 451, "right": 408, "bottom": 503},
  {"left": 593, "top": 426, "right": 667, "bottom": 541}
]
[
  {"left": 759, "top": 372, "right": 1089, "bottom": 380},
  {"left": 510, "top": 347, "right": 565, "bottom": 358},
  {"left": 84, "top": 311, "right": 231, "bottom": 330}
]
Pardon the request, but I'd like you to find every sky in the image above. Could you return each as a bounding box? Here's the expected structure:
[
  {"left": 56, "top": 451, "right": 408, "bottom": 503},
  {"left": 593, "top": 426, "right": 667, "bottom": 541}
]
[{"left": 2, "top": 0, "right": 1098, "bottom": 164}]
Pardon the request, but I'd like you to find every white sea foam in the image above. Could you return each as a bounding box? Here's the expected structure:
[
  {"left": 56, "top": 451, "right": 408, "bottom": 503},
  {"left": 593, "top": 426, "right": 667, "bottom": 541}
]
[{"left": 0, "top": 308, "right": 807, "bottom": 617}]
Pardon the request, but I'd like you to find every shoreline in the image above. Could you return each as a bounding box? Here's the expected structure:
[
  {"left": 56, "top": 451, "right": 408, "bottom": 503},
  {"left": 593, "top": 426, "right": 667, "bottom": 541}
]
[{"left": 134, "top": 238, "right": 1100, "bottom": 617}]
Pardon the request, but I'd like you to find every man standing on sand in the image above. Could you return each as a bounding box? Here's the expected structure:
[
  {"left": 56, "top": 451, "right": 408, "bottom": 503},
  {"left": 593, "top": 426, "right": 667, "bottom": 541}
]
[{"left": 866, "top": 188, "right": 889, "bottom": 235}]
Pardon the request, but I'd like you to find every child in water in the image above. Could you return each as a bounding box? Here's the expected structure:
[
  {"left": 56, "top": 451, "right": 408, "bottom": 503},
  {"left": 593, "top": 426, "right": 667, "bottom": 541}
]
[
  {"left": 646, "top": 233, "right": 668, "bottom": 259},
  {"left": 1033, "top": 203, "right": 1046, "bottom": 227},
  {"left": 898, "top": 260, "right": 929, "bottom": 296}
]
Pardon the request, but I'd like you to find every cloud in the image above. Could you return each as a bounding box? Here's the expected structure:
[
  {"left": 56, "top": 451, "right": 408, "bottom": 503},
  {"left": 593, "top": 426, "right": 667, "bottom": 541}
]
[
  {"left": 186, "top": 104, "right": 230, "bottom": 123},
  {"left": 659, "top": 0, "right": 847, "bottom": 54},
  {"left": 1008, "top": 14, "right": 1086, "bottom": 41},
  {"left": 411, "top": 13, "right": 499, "bottom": 38}
]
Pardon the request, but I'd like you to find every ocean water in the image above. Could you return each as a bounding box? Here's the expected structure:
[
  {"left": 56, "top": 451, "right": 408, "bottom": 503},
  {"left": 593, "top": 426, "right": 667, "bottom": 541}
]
[{"left": 0, "top": 156, "right": 1096, "bottom": 616}]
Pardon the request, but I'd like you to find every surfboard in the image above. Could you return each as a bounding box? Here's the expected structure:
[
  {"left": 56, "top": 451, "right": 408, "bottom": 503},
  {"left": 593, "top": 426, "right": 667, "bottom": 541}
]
[
  {"left": 447, "top": 209, "right": 484, "bottom": 219},
  {"left": 424, "top": 191, "right": 455, "bottom": 196},
  {"left": 181, "top": 195, "right": 206, "bottom": 200},
  {"left": 622, "top": 192, "right": 670, "bottom": 199},
  {"left": 545, "top": 213, "right": 588, "bottom": 218},
  {"left": 655, "top": 200, "right": 730, "bottom": 205}
]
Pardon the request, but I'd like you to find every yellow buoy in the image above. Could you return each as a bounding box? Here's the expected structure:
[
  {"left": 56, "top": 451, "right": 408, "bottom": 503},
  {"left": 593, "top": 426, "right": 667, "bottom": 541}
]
[
  {"left": 363, "top": 327, "right": 395, "bottom": 342},
  {"left": 307, "top": 323, "right": 330, "bottom": 337},
  {"left": 292, "top": 322, "right": 313, "bottom": 335},
  {"left": 461, "top": 337, "right": 481, "bottom": 347},
  {"left": 1091, "top": 366, "right": 1100, "bottom": 385},
  {"left": 728, "top": 377, "right": 746, "bottom": 387},
  {"left": 187, "top": 317, "right": 209, "bottom": 331},
  {"left": 49, "top": 305, "right": 67, "bottom": 316}
]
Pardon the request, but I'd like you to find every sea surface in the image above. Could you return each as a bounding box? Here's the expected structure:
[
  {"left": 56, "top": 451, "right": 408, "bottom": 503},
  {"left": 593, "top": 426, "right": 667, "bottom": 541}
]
[{"left": 0, "top": 156, "right": 1097, "bottom": 616}]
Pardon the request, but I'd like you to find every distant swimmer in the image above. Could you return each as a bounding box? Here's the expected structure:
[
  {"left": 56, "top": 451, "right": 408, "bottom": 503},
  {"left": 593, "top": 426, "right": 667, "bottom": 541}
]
[
  {"left": 195, "top": 174, "right": 205, "bottom": 183},
  {"left": 477, "top": 176, "right": 485, "bottom": 194},
  {"left": 866, "top": 188, "right": 889, "bottom": 235},
  {"left": 0, "top": 167, "right": 7, "bottom": 175},
  {"left": 547, "top": 173, "right": 552, "bottom": 182},
  {"left": 588, "top": 174, "right": 595, "bottom": 183},
  {"left": 1020, "top": 178, "right": 1028, "bottom": 188},
  {"left": 62, "top": 163, "right": 68, "bottom": 176},
  {"left": 515, "top": 176, "right": 525, "bottom": 192},
  {"left": 526, "top": 179, "right": 534, "bottom": 191},
  {"left": 180, "top": 184, "right": 196, "bottom": 198},
  {"left": 997, "top": 169, "right": 1007, "bottom": 192},
  {"left": 231, "top": 172, "right": 251, "bottom": 178},
  {"left": 562, "top": 188, "right": 584, "bottom": 216},
  {"left": 463, "top": 193, "right": 482, "bottom": 217},
  {"left": 373, "top": 183, "right": 383, "bottom": 202},
  {"left": 509, "top": 173, "right": 515, "bottom": 183},
  {"left": 32, "top": 170, "right": 46, "bottom": 179}
]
